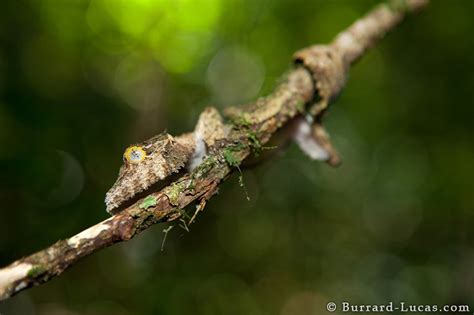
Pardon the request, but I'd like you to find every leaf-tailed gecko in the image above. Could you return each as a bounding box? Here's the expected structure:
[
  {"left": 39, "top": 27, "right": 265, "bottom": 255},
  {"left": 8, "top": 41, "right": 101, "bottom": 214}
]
[
  {"left": 106, "top": 99, "right": 339, "bottom": 213},
  {"left": 105, "top": 107, "right": 227, "bottom": 214}
]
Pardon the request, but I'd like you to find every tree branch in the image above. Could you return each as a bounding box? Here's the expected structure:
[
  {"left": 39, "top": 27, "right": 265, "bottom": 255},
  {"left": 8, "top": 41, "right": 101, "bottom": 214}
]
[{"left": 0, "top": 0, "right": 428, "bottom": 301}]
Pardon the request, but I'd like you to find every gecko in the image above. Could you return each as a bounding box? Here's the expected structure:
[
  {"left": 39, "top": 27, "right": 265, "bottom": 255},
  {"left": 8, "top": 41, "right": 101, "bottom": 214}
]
[
  {"left": 106, "top": 75, "right": 339, "bottom": 213},
  {"left": 105, "top": 107, "right": 227, "bottom": 214}
]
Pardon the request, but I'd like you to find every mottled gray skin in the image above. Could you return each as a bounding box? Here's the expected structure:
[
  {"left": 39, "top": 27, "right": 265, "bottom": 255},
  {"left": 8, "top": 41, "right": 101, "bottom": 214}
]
[
  {"left": 105, "top": 133, "right": 195, "bottom": 213},
  {"left": 105, "top": 107, "right": 227, "bottom": 214}
]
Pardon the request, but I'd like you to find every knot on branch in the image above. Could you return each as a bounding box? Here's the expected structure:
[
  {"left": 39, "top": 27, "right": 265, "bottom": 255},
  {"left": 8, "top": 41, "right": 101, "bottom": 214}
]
[{"left": 293, "top": 45, "right": 347, "bottom": 116}]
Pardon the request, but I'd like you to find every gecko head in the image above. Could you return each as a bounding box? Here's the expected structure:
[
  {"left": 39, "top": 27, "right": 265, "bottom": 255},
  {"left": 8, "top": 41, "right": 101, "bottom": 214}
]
[
  {"left": 104, "top": 133, "right": 176, "bottom": 214},
  {"left": 104, "top": 133, "right": 195, "bottom": 214}
]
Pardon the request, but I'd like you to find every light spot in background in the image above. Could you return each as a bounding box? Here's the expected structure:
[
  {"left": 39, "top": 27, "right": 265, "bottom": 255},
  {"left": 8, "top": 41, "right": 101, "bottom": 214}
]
[
  {"left": 86, "top": 0, "right": 222, "bottom": 73},
  {"left": 114, "top": 54, "right": 165, "bottom": 111},
  {"left": 86, "top": 0, "right": 135, "bottom": 54},
  {"left": 151, "top": 32, "right": 214, "bottom": 74},
  {"left": 47, "top": 150, "right": 84, "bottom": 206},
  {"left": 104, "top": 0, "right": 161, "bottom": 39},
  {"left": 149, "top": 0, "right": 221, "bottom": 73},
  {"left": 207, "top": 46, "right": 265, "bottom": 105}
]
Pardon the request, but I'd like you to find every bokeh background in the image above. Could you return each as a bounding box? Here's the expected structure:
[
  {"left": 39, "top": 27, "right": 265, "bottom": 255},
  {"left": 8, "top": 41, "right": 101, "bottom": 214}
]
[{"left": 1, "top": 0, "right": 473, "bottom": 314}]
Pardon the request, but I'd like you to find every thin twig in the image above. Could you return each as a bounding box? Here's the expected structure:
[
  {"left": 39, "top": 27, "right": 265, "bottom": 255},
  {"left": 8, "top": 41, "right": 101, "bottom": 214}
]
[{"left": 161, "top": 226, "right": 174, "bottom": 252}]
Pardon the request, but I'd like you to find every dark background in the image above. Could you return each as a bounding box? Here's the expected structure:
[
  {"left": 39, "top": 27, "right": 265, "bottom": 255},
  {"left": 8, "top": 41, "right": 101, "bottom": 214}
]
[{"left": 1, "top": 0, "right": 473, "bottom": 314}]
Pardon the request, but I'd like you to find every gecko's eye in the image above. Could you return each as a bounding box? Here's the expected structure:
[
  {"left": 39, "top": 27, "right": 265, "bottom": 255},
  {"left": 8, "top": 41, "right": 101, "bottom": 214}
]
[{"left": 124, "top": 146, "right": 147, "bottom": 164}]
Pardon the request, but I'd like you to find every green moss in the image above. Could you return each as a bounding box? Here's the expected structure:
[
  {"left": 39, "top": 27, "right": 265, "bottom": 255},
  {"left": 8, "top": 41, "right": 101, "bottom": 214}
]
[
  {"left": 27, "top": 265, "right": 45, "bottom": 278},
  {"left": 187, "top": 179, "right": 196, "bottom": 191},
  {"left": 166, "top": 181, "right": 187, "bottom": 206},
  {"left": 222, "top": 143, "right": 252, "bottom": 201},
  {"left": 223, "top": 148, "right": 239, "bottom": 167},
  {"left": 223, "top": 141, "right": 251, "bottom": 167},
  {"left": 139, "top": 196, "right": 157, "bottom": 209},
  {"left": 231, "top": 115, "right": 252, "bottom": 129},
  {"left": 247, "top": 131, "right": 262, "bottom": 155},
  {"left": 192, "top": 156, "right": 217, "bottom": 179}
]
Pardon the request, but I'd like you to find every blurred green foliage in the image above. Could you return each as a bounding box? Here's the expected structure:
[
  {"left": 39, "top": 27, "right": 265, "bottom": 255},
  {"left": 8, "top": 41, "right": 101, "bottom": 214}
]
[{"left": 1, "top": 0, "right": 474, "bottom": 314}]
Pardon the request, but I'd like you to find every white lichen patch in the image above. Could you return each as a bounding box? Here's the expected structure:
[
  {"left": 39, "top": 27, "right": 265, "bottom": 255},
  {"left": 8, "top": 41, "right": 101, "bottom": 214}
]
[
  {"left": 67, "top": 218, "right": 112, "bottom": 247},
  {"left": 0, "top": 262, "right": 33, "bottom": 296},
  {"left": 187, "top": 132, "right": 207, "bottom": 172},
  {"left": 292, "top": 117, "right": 329, "bottom": 161}
]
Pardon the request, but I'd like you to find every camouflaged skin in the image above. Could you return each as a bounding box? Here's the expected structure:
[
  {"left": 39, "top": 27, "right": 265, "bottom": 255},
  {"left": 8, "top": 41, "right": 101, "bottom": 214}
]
[
  {"left": 105, "top": 107, "right": 227, "bottom": 214},
  {"left": 105, "top": 133, "right": 195, "bottom": 213}
]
